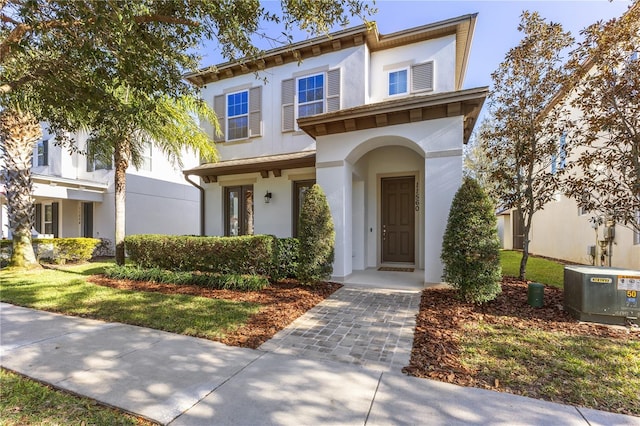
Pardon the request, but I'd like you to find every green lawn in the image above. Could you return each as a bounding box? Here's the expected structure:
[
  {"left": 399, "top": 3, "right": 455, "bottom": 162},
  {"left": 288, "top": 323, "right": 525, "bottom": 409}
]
[
  {"left": 0, "top": 369, "right": 154, "bottom": 425},
  {"left": 0, "top": 263, "right": 260, "bottom": 340},
  {"left": 460, "top": 323, "right": 640, "bottom": 415},
  {"left": 500, "top": 250, "right": 565, "bottom": 288}
]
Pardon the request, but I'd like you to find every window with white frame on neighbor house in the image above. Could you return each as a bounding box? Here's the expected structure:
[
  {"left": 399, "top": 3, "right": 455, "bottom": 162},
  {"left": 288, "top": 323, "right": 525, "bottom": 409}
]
[
  {"left": 551, "top": 132, "right": 567, "bottom": 174},
  {"left": 297, "top": 74, "right": 324, "bottom": 118},
  {"left": 86, "top": 143, "right": 112, "bottom": 172},
  {"left": 140, "top": 141, "right": 152, "bottom": 171},
  {"left": 635, "top": 211, "right": 640, "bottom": 245},
  {"left": 227, "top": 90, "right": 249, "bottom": 140},
  {"left": 388, "top": 68, "right": 408, "bottom": 96},
  {"left": 34, "top": 139, "right": 48, "bottom": 167}
]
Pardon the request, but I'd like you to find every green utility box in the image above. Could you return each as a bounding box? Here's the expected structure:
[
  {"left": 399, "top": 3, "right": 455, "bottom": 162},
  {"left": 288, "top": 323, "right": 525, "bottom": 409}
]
[
  {"left": 527, "top": 282, "right": 544, "bottom": 308},
  {"left": 564, "top": 266, "right": 640, "bottom": 326}
]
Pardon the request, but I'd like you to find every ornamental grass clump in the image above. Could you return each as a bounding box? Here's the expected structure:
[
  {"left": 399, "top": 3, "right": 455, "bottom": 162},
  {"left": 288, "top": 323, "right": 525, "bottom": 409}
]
[
  {"left": 441, "top": 177, "right": 502, "bottom": 303},
  {"left": 297, "top": 184, "right": 335, "bottom": 284}
]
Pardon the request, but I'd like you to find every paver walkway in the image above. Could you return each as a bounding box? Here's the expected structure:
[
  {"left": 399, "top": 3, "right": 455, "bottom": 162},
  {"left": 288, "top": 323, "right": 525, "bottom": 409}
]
[{"left": 260, "top": 286, "right": 421, "bottom": 372}]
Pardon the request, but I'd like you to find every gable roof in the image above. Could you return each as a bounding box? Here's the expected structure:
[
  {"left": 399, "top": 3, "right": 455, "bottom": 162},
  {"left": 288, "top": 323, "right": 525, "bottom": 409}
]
[{"left": 184, "top": 14, "right": 477, "bottom": 91}]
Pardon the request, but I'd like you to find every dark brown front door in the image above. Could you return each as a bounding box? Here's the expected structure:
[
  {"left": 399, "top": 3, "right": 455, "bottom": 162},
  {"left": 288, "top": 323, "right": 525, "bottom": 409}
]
[{"left": 382, "top": 176, "right": 415, "bottom": 263}]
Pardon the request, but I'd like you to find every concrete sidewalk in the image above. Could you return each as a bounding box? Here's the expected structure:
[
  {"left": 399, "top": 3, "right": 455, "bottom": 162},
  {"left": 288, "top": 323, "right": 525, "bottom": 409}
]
[{"left": 1, "top": 302, "right": 638, "bottom": 426}]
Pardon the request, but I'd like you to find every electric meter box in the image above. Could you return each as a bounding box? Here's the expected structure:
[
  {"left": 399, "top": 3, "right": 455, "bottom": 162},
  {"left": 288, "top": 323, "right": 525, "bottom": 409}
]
[{"left": 564, "top": 265, "right": 640, "bottom": 326}]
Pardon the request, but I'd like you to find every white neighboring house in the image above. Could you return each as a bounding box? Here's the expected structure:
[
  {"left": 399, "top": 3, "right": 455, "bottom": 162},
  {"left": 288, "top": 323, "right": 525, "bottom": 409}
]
[
  {"left": 497, "top": 33, "right": 640, "bottom": 270},
  {"left": 183, "top": 15, "right": 487, "bottom": 284},
  {"left": 0, "top": 127, "right": 200, "bottom": 253}
]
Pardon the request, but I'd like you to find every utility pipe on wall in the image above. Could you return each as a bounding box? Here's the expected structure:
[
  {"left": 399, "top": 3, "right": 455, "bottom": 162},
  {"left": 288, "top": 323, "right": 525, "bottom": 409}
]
[{"left": 184, "top": 174, "right": 205, "bottom": 236}]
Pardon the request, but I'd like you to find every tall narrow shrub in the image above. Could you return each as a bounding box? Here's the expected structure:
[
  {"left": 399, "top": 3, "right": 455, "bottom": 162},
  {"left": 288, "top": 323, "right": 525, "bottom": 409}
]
[
  {"left": 297, "top": 184, "right": 335, "bottom": 284},
  {"left": 441, "top": 177, "right": 502, "bottom": 303}
]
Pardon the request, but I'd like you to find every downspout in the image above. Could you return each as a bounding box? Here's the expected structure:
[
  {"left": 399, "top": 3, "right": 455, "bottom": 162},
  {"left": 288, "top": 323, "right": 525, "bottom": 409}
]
[{"left": 184, "top": 173, "right": 205, "bottom": 236}]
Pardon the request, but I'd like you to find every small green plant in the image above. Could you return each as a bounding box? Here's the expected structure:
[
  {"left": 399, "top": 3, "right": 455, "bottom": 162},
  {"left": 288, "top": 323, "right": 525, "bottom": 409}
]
[
  {"left": 441, "top": 177, "right": 502, "bottom": 303},
  {"left": 297, "top": 184, "right": 335, "bottom": 284},
  {"left": 104, "top": 265, "right": 269, "bottom": 291}
]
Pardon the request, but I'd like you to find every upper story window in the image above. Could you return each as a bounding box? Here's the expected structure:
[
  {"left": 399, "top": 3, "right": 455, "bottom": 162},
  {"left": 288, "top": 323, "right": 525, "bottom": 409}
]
[
  {"left": 634, "top": 211, "right": 640, "bottom": 245},
  {"left": 86, "top": 142, "right": 112, "bottom": 172},
  {"left": 227, "top": 90, "right": 249, "bottom": 140},
  {"left": 551, "top": 132, "right": 567, "bottom": 174},
  {"left": 297, "top": 74, "right": 325, "bottom": 118},
  {"left": 282, "top": 68, "right": 340, "bottom": 133},
  {"left": 33, "top": 139, "right": 48, "bottom": 167},
  {"left": 140, "top": 141, "right": 152, "bottom": 172},
  {"left": 388, "top": 69, "right": 408, "bottom": 96},
  {"left": 384, "top": 61, "right": 434, "bottom": 99},
  {"left": 212, "top": 86, "right": 262, "bottom": 143}
]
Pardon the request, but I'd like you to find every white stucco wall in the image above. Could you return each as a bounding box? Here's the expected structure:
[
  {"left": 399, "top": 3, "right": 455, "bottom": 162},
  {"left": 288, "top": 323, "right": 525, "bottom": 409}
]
[
  {"left": 199, "top": 45, "right": 368, "bottom": 162},
  {"left": 369, "top": 34, "right": 456, "bottom": 102},
  {"left": 202, "top": 167, "right": 316, "bottom": 238},
  {"left": 527, "top": 196, "right": 639, "bottom": 270},
  {"left": 316, "top": 116, "right": 463, "bottom": 283}
]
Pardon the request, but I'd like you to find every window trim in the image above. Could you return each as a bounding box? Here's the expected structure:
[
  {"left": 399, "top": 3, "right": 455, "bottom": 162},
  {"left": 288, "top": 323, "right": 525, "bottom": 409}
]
[
  {"left": 387, "top": 67, "right": 409, "bottom": 97},
  {"left": 224, "top": 185, "right": 254, "bottom": 236},
  {"left": 35, "top": 139, "right": 48, "bottom": 167},
  {"left": 634, "top": 211, "right": 640, "bottom": 245},
  {"left": 226, "top": 89, "right": 250, "bottom": 142},
  {"left": 295, "top": 73, "right": 325, "bottom": 124},
  {"left": 140, "top": 141, "right": 153, "bottom": 172}
]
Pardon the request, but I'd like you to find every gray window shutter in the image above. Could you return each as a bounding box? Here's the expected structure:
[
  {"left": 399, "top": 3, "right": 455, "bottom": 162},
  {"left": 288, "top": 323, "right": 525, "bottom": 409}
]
[
  {"left": 411, "top": 61, "right": 434, "bottom": 92},
  {"left": 327, "top": 68, "right": 341, "bottom": 112},
  {"left": 42, "top": 140, "right": 48, "bottom": 166},
  {"left": 213, "top": 94, "right": 226, "bottom": 142},
  {"left": 51, "top": 202, "right": 59, "bottom": 238},
  {"left": 34, "top": 203, "right": 42, "bottom": 233},
  {"left": 281, "top": 78, "right": 295, "bottom": 132},
  {"left": 249, "top": 86, "right": 262, "bottom": 137}
]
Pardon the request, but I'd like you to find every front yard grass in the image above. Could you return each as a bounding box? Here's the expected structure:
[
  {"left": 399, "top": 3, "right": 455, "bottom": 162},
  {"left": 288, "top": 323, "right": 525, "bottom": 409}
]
[
  {"left": 0, "top": 263, "right": 260, "bottom": 340},
  {"left": 500, "top": 250, "right": 565, "bottom": 288},
  {"left": 0, "top": 369, "right": 155, "bottom": 425}
]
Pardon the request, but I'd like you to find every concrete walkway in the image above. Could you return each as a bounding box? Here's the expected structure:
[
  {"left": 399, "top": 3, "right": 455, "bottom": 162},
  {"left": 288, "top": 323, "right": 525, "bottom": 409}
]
[{"left": 2, "top": 302, "right": 638, "bottom": 425}]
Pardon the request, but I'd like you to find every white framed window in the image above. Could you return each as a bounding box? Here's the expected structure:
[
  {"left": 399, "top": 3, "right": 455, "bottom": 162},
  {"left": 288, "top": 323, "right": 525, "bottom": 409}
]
[
  {"left": 86, "top": 141, "right": 112, "bottom": 172},
  {"left": 282, "top": 69, "right": 340, "bottom": 133},
  {"left": 34, "top": 139, "right": 48, "bottom": 167},
  {"left": 43, "top": 203, "right": 53, "bottom": 235},
  {"left": 297, "top": 73, "right": 324, "bottom": 118},
  {"left": 140, "top": 141, "right": 152, "bottom": 172},
  {"left": 227, "top": 90, "right": 249, "bottom": 141},
  {"left": 551, "top": 132, "right": 567, "bottom": 174},
  {"left": 213, "top": 87, "right": 261, "bottom": 143},
  {"left": 634, "top": 211, "right": 640, "bottom": 245},
  {"left": 388, "top": 68, "right": 408, "bottom": 96}
]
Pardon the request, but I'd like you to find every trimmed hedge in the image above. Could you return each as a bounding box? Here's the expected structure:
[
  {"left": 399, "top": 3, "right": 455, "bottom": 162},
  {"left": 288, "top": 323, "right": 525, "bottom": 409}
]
[
  {"left": 276, "top": 238, "right": 300, "bottom": 279},
  {"left": 1, "top": 237, "right": 100, "bottom": 264},
  {"left": 104, "top": 265, "right": 269, "bottom": 291},
  {"left": 441, "top": 177, "right": 502, "bottom": 303},
  {"left": 125, "top": 234, "right": 278, "bottom": 277},
  {"left": 297, "top": 184, "right": 335, "bottom": 284}
]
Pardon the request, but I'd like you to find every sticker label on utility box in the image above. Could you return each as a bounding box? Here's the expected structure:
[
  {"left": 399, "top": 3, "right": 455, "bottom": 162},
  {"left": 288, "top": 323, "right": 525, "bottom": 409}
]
[
  {"left": 590, "top": 277, "right": 612, "bottom": 284},
  {"left": 618, "top": 276, "right": 640, "bottom": 291}
]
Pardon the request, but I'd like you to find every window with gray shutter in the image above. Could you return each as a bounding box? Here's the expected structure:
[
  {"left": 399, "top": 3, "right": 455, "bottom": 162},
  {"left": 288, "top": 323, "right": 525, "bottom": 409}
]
[
  {"left": 213, "top": 94, "right": 226, "bottom": 142},
  {"left": 327, "top": 68, "right": 341, "bottom": 112},
  {"left": 249, "top": 86, "right": 262, "bottom": 137},
  {"left": 281, "top": 78, "right": 295, "bottom": 132},
  {"left": 411, "top": 61, "right": 434, "bottom": 92}
]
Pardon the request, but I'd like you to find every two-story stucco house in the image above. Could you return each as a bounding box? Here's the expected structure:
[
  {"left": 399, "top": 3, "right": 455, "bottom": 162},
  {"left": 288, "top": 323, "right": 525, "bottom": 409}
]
[
  {"left": 0, "top": 127, "right": 200, "bottom": 253},
  {"left": 183, "top": 14, "right": 487, "bottom": 284}
]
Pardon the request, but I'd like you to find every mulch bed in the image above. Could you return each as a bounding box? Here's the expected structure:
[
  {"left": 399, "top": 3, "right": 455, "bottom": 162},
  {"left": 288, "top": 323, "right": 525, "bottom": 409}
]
[
  {"left": 88, "top": 276, "right": 341, "bottom": 349},
  {"left": 403, "top": 277, "right": 639, "bottom": 388}
]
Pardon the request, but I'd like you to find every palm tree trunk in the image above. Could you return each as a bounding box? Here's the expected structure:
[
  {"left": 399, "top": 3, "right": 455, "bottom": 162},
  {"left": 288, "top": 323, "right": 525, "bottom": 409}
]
[
  {"left": 114, "top": 137, "right": 129, "bottom": 265},
  {"left": 0, "top": 108, "right": 42, "bottom": 268}
]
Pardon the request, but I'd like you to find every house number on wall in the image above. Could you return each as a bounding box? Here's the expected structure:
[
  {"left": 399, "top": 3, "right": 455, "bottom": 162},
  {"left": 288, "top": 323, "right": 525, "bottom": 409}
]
[{"left": 415, "top": 181, "right": 420, "bottom": 211}]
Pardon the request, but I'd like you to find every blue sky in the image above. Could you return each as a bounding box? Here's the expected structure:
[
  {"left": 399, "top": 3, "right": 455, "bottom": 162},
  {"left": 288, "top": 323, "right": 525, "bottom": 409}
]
[{"left": 200, "top": 0, "right": 631, "bottom": 91}]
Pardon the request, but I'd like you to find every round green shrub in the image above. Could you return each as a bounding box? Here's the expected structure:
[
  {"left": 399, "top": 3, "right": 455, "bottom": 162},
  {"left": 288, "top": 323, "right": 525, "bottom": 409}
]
[
  {"left": 296, "top": 184, "right": 335, "bottom": 284},
  {"left": 441, "top": 177, "right": 502, "bottom": 303}
]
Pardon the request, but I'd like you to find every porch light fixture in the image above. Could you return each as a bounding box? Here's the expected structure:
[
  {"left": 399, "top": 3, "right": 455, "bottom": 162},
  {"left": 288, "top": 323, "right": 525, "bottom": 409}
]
[{"left": 264, "top": 191, "right": 272, "bottom": 204}]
